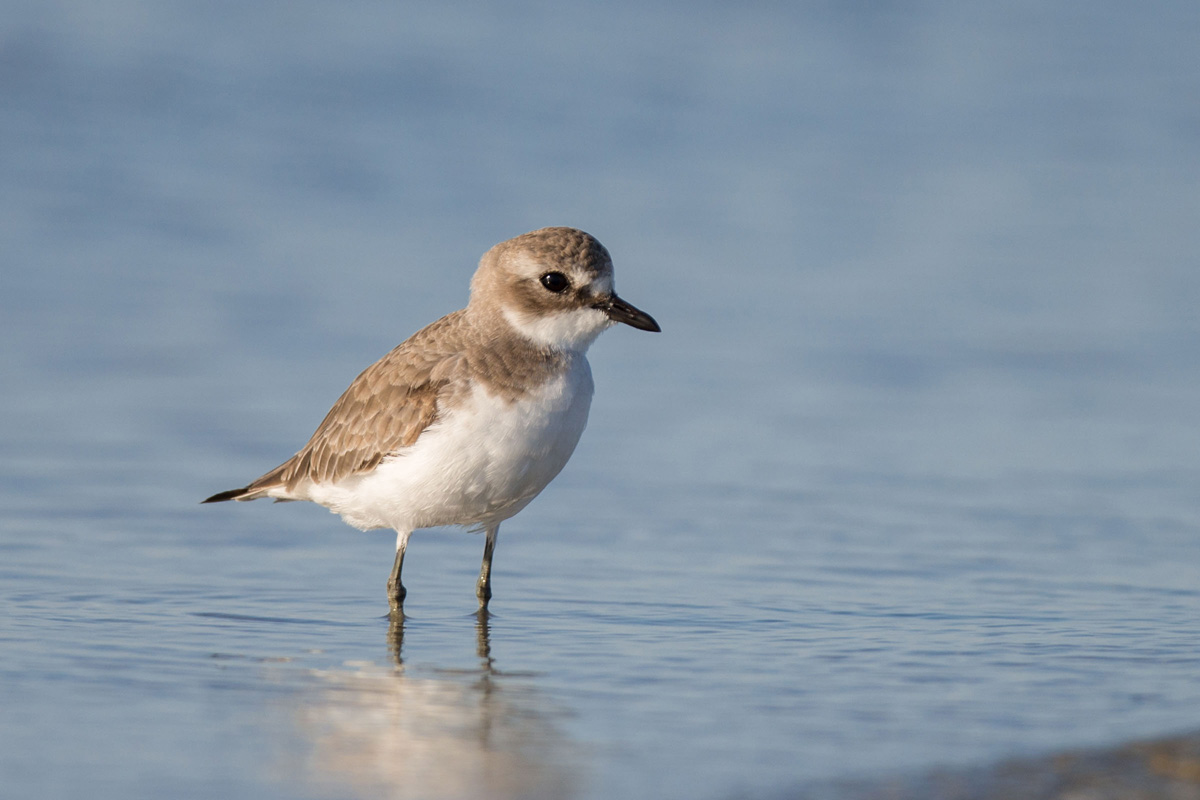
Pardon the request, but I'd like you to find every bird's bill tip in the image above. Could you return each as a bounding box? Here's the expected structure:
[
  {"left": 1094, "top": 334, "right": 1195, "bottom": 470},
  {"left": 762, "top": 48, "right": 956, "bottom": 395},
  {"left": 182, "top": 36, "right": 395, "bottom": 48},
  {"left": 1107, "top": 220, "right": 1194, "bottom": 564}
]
[{"left": 604, "top": 295, "right": 661, "bottom": 332}]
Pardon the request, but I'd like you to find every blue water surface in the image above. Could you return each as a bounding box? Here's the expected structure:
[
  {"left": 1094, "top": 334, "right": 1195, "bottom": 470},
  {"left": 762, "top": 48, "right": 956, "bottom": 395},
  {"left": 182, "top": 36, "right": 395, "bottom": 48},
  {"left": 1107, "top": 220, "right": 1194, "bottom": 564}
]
[{"left": 3, "top": 2, "right": 1200, "bottom": 798}]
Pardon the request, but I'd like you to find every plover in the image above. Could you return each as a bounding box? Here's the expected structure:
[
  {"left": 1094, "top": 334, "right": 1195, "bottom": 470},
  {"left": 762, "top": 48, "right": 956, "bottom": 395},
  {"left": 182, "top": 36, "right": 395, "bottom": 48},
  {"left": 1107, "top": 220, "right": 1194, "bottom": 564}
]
[{"left": 203, "top": 227, "right": 659, "bottom": 610}]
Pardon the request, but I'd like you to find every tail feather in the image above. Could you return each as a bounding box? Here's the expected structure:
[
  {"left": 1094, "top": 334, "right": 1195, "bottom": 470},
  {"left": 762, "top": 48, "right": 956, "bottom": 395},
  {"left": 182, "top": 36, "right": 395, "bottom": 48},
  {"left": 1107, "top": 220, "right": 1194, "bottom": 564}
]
[
  {"left": 203, "top": 460, "right": 293, "bottom": 504},
  {"left": 201, "top": 486, "right": 254, "bottom": 503}
]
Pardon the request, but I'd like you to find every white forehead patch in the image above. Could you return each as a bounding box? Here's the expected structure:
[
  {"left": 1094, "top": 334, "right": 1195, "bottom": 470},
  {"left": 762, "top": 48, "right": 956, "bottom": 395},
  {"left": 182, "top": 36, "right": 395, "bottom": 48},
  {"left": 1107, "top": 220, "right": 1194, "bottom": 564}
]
[{"left": 590, "top": 273, "right": 614, "bottom": 297}]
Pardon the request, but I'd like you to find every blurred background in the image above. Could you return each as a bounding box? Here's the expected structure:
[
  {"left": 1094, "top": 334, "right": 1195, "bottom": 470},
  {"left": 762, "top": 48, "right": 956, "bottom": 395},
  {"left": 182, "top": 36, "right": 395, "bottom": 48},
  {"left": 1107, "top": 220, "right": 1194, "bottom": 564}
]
[{"left": 2, "top": 2, "right": 1199, "bottom": 799}]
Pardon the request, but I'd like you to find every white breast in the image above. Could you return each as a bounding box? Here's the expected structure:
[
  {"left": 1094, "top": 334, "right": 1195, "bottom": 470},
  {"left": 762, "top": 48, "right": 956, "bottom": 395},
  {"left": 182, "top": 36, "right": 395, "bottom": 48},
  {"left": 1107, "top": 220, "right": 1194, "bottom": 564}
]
[{"left": 307, "top": 356, "right": 595, "bottom": 532}]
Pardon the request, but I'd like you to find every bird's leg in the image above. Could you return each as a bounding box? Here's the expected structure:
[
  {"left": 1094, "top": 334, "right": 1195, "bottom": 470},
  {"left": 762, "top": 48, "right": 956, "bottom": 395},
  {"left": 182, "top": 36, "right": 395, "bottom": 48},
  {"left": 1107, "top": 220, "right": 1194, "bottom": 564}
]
[
  {"left": 387, "top": 530, "right": 411, "bottom": 611},
  {"left": 476, "top": 525, "right": 499, "bottom": 608}
]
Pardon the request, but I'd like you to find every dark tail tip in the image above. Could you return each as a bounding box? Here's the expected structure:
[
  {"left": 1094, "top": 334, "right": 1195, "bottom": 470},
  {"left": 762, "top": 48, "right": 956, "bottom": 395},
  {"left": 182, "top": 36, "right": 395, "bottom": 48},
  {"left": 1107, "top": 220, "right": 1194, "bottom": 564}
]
[{"left": 202, "top": 487, "right": 249, "bottom": 504}]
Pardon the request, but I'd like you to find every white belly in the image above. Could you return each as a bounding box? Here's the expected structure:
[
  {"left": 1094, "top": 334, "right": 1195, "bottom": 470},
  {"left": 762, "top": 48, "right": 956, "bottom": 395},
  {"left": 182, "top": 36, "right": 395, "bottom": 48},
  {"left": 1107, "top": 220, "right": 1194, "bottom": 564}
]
[{"left": 306, "top": 359, "right": 594, "bottom": 532}]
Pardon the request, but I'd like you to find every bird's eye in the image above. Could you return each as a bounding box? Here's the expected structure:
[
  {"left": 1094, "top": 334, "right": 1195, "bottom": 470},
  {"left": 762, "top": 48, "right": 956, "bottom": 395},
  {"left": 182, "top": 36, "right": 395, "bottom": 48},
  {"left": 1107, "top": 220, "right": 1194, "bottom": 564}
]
[{"left": 540, "top": 272, "right": 570, "bottom": 293}]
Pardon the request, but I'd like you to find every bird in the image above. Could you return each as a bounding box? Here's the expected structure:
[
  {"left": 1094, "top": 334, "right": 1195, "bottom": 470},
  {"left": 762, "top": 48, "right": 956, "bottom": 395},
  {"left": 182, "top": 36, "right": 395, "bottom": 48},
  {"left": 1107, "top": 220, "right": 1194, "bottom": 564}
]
[{"left": 203, "top": 227, "right": 660, "bottom": 611}]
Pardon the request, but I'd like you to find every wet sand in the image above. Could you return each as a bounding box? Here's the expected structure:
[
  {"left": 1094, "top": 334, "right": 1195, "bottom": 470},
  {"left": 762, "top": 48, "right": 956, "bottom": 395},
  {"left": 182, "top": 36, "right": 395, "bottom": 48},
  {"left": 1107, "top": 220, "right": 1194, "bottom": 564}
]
[{"left": 810, "top": 730, "right": 1200, "bottom": 800}]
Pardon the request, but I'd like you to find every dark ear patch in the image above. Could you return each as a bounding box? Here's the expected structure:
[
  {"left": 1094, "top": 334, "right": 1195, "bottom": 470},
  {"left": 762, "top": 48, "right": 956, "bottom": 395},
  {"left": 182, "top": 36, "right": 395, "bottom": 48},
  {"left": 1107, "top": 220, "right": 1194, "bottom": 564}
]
[{"left": 509, "top": 277, "right": 555, "bottom": 316}]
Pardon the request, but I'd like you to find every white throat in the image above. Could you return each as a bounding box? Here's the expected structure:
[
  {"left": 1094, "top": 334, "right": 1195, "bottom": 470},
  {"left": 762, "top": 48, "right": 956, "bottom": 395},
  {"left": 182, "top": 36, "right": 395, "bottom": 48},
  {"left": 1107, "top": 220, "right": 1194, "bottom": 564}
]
[{"left": 501, "top": 306, "right": 612, "bottom": 352}]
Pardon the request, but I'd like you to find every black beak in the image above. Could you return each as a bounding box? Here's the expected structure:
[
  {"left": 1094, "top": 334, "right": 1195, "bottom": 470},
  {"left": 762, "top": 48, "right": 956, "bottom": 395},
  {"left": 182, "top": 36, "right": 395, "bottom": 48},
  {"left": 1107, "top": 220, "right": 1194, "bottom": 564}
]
[{"left": 597, "top": 294, "right": 661, "bottom": 332}]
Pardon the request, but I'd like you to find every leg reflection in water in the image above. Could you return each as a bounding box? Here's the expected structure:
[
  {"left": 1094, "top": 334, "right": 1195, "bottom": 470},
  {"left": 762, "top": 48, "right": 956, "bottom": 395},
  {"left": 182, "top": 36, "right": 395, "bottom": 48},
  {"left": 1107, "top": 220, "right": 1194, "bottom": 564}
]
[
  {"left": 289, "top": 607, "right": 580, "bottom": 799},
  {"left": 384, "top": 608, "right": 494, "bottom": 673}
]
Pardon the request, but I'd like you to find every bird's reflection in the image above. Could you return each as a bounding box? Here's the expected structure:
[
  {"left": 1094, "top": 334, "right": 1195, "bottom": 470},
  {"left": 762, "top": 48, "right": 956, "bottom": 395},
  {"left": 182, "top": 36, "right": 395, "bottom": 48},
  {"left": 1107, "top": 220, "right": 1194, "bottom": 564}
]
[
  {"left": 385, "top": 608, "right": 492, "bottom": 668},
  {"left": 285, "top": 609, "right": 579, "bottom": 800},
  {"left": 386, "top": 609, "right": 407, "bottom": 665}
]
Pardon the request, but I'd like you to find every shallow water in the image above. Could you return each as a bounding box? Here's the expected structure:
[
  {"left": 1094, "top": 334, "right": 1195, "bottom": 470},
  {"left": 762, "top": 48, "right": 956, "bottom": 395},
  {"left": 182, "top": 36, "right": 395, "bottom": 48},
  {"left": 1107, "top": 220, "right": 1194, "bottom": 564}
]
[{"left": 3, "top": 2, "right": 1200, "bottom": 798}]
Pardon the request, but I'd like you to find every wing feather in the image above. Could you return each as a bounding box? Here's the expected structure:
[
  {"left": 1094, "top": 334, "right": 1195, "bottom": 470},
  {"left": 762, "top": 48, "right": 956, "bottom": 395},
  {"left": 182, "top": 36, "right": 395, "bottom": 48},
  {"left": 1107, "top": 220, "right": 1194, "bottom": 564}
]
[{"left": 243, "top": 311, "right": 470, "bottom": 495}]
